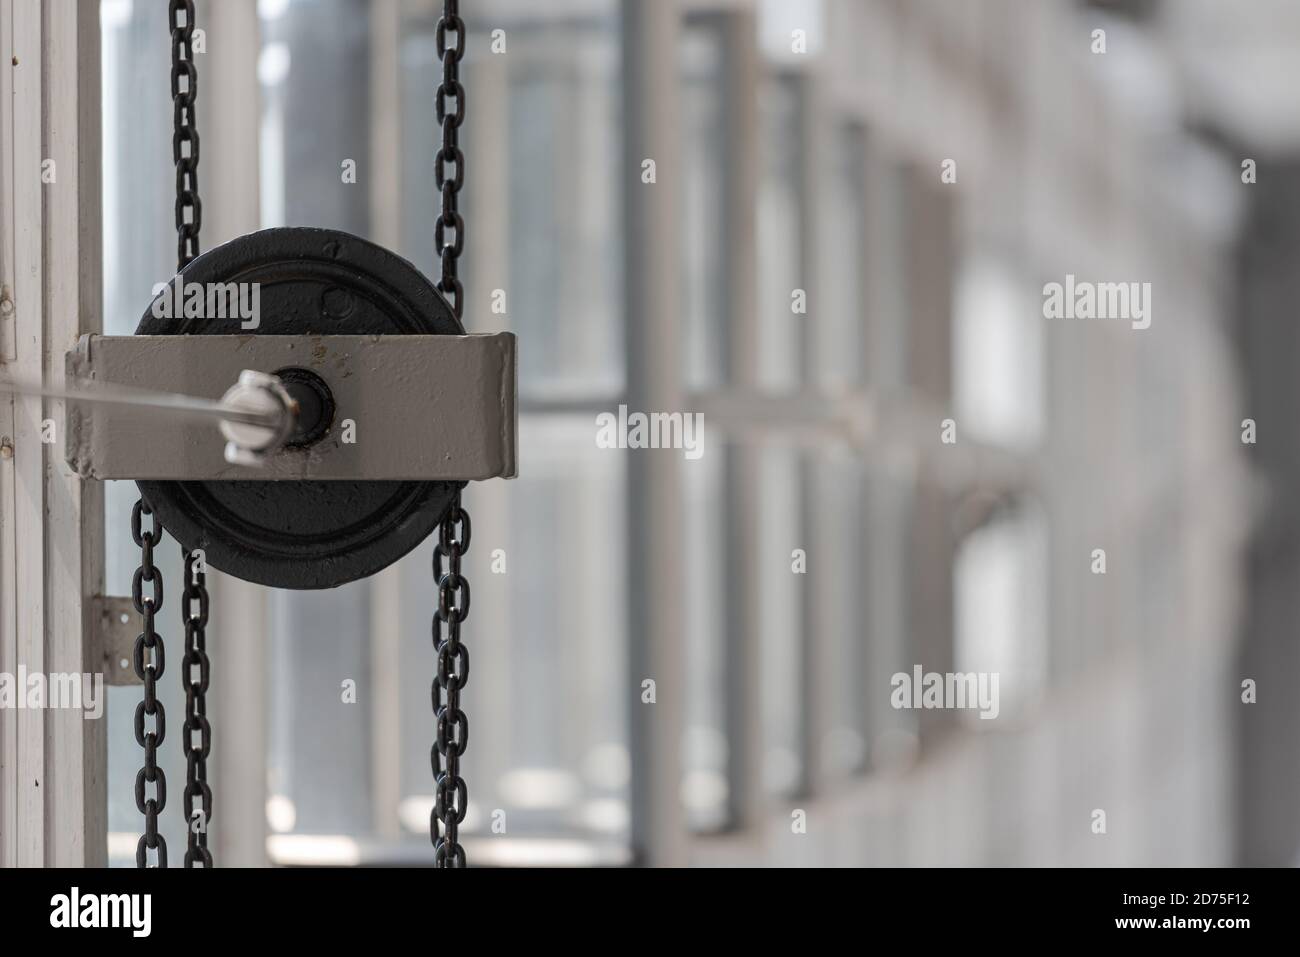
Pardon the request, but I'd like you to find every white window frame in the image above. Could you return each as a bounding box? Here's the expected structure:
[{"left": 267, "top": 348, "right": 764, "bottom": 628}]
[{"left": 0, "top": 0, "right": 106, "bottom": 867}]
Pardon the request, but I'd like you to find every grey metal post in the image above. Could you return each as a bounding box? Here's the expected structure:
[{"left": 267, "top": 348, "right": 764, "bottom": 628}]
[
  {"left": 198, "top": 0, "right": 269, "bottom": 866},
  {"left": 622, "top": 0, "right": 686, "bottom": 866},
  {"left": 367, "top": 0, "right": 405, "bottom": 843},
  {"left": 795, "top": 72, "right": 830, "bottom": 796},
  {"left": 717, "top": 8, "right": 764, "bottom": 832}
]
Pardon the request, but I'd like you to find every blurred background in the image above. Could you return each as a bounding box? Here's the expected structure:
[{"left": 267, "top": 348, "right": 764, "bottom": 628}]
[{"left": 96, "top": 0, "right": 1298, "bottom": 866}]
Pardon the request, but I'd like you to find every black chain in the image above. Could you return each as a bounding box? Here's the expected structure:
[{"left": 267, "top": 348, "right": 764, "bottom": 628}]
[
  {"left": 431, "top": 0, "right": 471, "bottom": 869},
  {"left": 132, "top": 501, "right": 167, "bottom": 868},
  {"left": 435, "top": 0, "right": 466, "bottom": 320},
  {"left": 170, "top": 0, "right": 201, "bottom": 268},
  {"left": 172, "top": 0, "right": 214, "bottom": 861},
  {"left": 432, "top": 493, "right": 471, "bottom": 866},
  {"left": 130, "top": 0, "right": 208, "bottom": 869},
  {"left": 182, "top": 551, "right": 213, "bottom": 866}
]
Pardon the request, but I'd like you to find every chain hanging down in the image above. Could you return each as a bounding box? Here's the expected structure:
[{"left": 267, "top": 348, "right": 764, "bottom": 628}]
[
  {"left": 170, "top": 0, "right": 202, "bottom": 269},
  {"left": 171, "top": 0, "right": 212, "bottom": 869},
  {"left": 132, "top": 502, "right": 167, "bottom": 868},
  {"left": 132, "top": 0, "right": 208, "bottom": 868},
  {"left": 432, "top": 0, "right": 472, "bottom": 868},
  {"left": 182, "top": 551, "right": 213, "bottom": 866},
  {"left": 435, "top": 0, "right": 466, "bottom": 320},
  {"left": 432, "top": 495, "right": 471, "bottom": 866}
]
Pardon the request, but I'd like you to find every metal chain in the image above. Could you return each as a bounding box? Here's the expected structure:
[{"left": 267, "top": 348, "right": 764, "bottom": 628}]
[
  {"left": 182, "top": 551, "right": 213, "bottom": 866},
  {"left": 129, "top": 0, "right": 207, "bottom": 869},
  {"left": 170, "top": 0, "right": 202, "bottom": 269},
  {"left": 431, "top": 0, "right": 471, "bottom": 869},
  {"left": 132, "top": 501, "right": 167, "bottom": 868},
  {"left": 432, "top": 493, "right": 471, "bottom": 866},
  {"left": 172, "top": 0, "right": 216, "bottom": 856},
  {"left": 435, "top": 0, "right": 466, "bottom": 320}
]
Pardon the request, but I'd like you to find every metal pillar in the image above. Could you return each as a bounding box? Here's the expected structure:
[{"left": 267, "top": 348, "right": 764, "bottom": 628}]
[{"left": 622, "top": 0, "right": 686, "bottom": 867}]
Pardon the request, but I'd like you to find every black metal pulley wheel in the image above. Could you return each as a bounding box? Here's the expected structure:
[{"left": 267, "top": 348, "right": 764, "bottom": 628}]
[{"left": 136, "top": 226, "right": 465, "bottom": 590}]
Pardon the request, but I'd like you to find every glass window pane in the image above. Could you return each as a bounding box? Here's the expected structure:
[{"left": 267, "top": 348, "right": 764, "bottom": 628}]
[
  {"left": 401, "top": 4, "right": 624, "bottom": 399},
  {"left": 680, "top": 20, "right": 726, "bottom": 392},
  {"left": 810, "top": 446, "right": 868, "bottom": 777},
  {"left": 101, "top": 0, "right": 189, "bottom": 865},
  {"left": 759, "top": 443, "right": 802, "bottom": 795},
  {"left": 816, "top": 124, "right": 867, "bottom": 390},
  {"left": 865, "top": 466, "right": 919, "bottom": 770},
  {"left": 864, "top": 148, "right": 910, "bottom": 394},
  {"left": 682, "top": 444, "right": 727, "bottom": 830},
  {"left": 757, "top": 78, "right": 804, "bottom": 393},
  {"left": 954, "top": 501, "right": 1049, "bottom": 723},
  {"left": 953, "top": 253, "right": 1044, "bottom": 449},
  {"left": 424, "top": 417, "right": 629, "bottom": 839}
]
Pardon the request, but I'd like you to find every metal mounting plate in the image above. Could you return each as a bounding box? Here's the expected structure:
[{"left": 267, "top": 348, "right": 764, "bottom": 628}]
[
  {"left": 65, "top": 333, "right": 517, "bottom": 481},
  {"left": 94, "top": 595, "right": 142, "bottom": 687}
]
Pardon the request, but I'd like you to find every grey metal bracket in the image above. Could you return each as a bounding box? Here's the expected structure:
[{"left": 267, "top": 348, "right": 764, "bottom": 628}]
[
  {"left": 65, "top": 333, "right": 517, "bottom": 481},
  {"left": 94, "top": 595, "right": 141, "bottom": 687}
]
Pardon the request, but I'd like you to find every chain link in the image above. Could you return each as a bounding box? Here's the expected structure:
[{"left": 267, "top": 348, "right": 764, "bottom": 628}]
[
  {"left": 435, "top": 0, "right": 466, "bottom": 319},
  {"left": 431, "top": 0, "right": 471, "bottom": 868},
  {"left": 142, "top": 0, "right": 467, "bottom": 870},
  {"left": 170, "top": 0, "right": 201, "bottom": 269},
  {"left": 432, "top": 492, "right": 471, "bottom": 866},
  {"left": 131, "top": 0, "right": 205, "bottom": 870},
  {"left": 182, "top": 550, "right": 213, "bottom": 867},
  {"left": 132, "top": 500, "right": 168, "bottom": 868}
]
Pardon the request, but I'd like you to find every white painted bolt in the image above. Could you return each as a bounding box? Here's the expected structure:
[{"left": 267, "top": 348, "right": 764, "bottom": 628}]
[{"left": 219, "top": 370, "right": 296, "bottom": 466}]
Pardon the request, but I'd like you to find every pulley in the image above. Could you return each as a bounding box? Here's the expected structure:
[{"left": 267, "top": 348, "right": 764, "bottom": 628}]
[
  {"left": 59, "top": 0, "right": 488, "bottom": 870},
  {"left": 82, "top": 224, "right": 516, "bottom": 590}
]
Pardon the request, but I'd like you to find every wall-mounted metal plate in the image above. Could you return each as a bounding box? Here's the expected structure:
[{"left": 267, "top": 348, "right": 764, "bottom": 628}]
[{"left": 95, "top": 595, "right": 143, "bottom": 687}]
